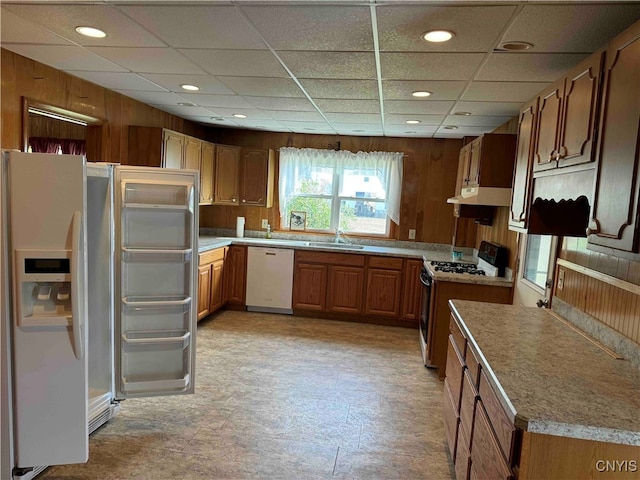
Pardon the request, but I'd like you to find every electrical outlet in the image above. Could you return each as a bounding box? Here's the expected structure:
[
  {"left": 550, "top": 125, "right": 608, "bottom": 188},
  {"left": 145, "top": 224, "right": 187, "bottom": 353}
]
[
  {"left": 261, "top": 219, "right": 269, "bottom": 229},
  {"left": 557, "top": 268, "right": 565, "bottom": 290},
  {"left": 408, "top": 229, "right": 416, "bottom": 240}
]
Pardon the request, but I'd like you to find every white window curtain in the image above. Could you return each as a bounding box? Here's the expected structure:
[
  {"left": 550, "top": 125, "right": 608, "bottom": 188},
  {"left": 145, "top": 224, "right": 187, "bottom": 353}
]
[{"left": 278, "top": 147, "right": 403, "bottom": 226}]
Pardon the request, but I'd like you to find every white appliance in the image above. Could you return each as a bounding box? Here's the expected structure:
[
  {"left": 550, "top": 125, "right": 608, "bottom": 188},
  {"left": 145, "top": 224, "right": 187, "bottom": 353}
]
[
  {"left": 0, "top": 152, "right": 198, "bottom": 479},
  {"left": 246, "top": 247, "right": 294, "bottom": 314}
]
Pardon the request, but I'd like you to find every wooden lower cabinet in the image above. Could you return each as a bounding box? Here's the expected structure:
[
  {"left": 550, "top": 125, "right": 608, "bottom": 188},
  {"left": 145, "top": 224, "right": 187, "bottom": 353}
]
[
  {"left": 327, "top": 265, "right": 364, "bottom": 314},
  {"left": 401, "top": 259, "right": 423, "bottom": 321},
  {"left": 292, "top": 263, "right": 327, "bottom": 310},
  {"left": 364, "top": 268, "right": 402, "bottom": 317},
  {"left": 197, "top": 247, "right": 227, "bottom": 321},
  {"left": 443, "top": 378, "right": 460, "bottom": 463},
  {"left": 225, "top": 245, "right": 247, "bottom": 306},
  {"left": 197, "top": 264, "right": 212, "bottom": 321},
  {"left": 471, "top": 404, "right": 513, "bottom": 480},
  {"left": 456, "top": 423, "right": 472, "bottom": 480},
  {"left": 209, "top": 258, "right": 225, "bottom": 312}
]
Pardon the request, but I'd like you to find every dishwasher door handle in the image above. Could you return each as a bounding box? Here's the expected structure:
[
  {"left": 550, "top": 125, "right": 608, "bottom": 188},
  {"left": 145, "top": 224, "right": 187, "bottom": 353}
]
[{"left": 265, "top": 252, "right": 277, "bottom": 256}]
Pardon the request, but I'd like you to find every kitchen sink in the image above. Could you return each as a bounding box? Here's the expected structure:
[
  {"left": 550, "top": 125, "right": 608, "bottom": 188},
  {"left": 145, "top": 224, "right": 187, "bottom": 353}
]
[{"left": 308, "top": 242, "right": 365, "bottom": 250}]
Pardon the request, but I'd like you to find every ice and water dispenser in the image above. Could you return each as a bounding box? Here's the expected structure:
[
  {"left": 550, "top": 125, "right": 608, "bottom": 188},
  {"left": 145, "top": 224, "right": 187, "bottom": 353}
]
[{"left": 14, "top": 249, "right": 74, "bottom": 326}]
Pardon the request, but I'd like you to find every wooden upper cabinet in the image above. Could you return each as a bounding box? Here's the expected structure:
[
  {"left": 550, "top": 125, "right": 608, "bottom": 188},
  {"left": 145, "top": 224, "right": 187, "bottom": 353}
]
[
  {"left": 589, "top": 22, "right": 640, "bottom": 252},
  {"left": 467, "top": 140, "right": 482, "bottom": 186},
  {"left": 533, "top": 53, "right": 603, "bottom": 173},
  {"left": 163, "top": 129, "right": 184, "bottom": 169},
  {"left": 462, "top": 134, "right": 517, "bottom": 188},
  {"left": 200, "top": 142, "right": 215, "bottom": 205},
  {"left": 213, "top": 144, "right": 240, "bottom": 205},
  {"left": 183, "top": 136, "right": 201, "bottom": 171},
  {"left": 239, "top": 148, "right": 275, "bottom": 207},
  {"left": 459, "top": 143, "right": 473, "bottom": 187},
  {"left": 509, "top": 98, "right": 538, "bottom": 232}
]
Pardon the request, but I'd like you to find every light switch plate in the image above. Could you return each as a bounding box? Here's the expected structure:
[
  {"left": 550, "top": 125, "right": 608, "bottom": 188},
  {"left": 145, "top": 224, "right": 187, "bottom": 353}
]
[
  {"left": 261, "top": 219, "right": 269, "bottom": 229},
  {"left": 408, "top": 229, "right": 416, "bottom": 240}
]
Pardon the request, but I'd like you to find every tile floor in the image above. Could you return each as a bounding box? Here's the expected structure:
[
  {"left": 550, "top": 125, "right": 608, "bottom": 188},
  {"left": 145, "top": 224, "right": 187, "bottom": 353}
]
[{"left": 41, "top": 311, "right": 455, "bottom": 479}]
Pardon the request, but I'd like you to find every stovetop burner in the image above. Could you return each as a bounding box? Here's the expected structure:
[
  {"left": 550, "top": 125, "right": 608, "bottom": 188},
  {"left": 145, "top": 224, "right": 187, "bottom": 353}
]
[{"left": 430, "top": 261, "right": 486, "bottom": 275}]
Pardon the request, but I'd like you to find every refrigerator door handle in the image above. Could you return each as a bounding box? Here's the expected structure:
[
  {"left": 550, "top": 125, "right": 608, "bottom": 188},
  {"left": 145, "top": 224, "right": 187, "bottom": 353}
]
[{"left": 71, "top": 210, "right": 83, "bottom": 360}]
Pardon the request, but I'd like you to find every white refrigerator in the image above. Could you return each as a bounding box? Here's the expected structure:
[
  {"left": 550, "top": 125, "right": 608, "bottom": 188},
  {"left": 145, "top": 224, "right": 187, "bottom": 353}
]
[{"left": 0, "top": 152, "right": 198, "bottom": 479}]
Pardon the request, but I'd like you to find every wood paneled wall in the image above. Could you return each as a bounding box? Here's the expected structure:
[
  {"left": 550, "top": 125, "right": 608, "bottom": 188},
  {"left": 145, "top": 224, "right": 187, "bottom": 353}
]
[
  {"left": 554, "top": 261, "right": 640, "bottom": 344},
  {"left": 1, "top": 48, "right": 207, "bottom": 162},
  {"left": 476, "top": 207, "right": 518, "bottom": 271},
  {"left": 29, "top": 114, "right": 86, "bottom": 140},
  {"left": 201, "top": 128, "right": 463, "bottom": 244}
]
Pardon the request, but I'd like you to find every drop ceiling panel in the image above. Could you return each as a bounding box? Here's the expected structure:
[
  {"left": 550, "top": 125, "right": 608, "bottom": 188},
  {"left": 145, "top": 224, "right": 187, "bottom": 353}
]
[
  {"left": 177, "top": 94, "right": 255, "bottom": 109},
  {"left": 454, "top": 101, "right": 523, "bottom": 117},
  {"left": 152, "top": 104, "right": 220, "bottom": 117},
  {"left": 323, "top": 113, "right": 382, "bottom": 124},
  {"left": 382, "top": 80, "right": 467, "bottom": 101},
  {"left": 437, "top": 126, "right": 490, "bottom": 136},
  {"left": 380, "top": 53, "right": 485, "bottom": 80},
  {"left": 3, "top": 4, "right": 164, "bottom": 47},
  {"left": 86, "top": 47, "right": 205, "bottom": 74},
  {"left": 0, "top": 9, "right": 73, "bottom": 45},
  {"left": 376, "top": 5, "right": 518, "bottom": 52},
  {"left": 217, "top": 77, "right": 306, "bottom": 97},
  {"left": 242, "top": 5, "right": 373, "bottom": 51},
  {"left": 385, "top": 124, "right": 438, "bottom": 135},
  {"left": 477, "top": 53, "right": 590, "bottom": 82},
  {"left": 115, "top": 90, "right": 186, "bottom": 105},
  {"left": 245, "top": 97, "right": 317, "bottom": 111},
  {"left": 117, "top": 5, "right": 266, "bottom": 50},
  {"left": 228, "top": 119, "right": 289, "bottom": 130},
  {"left": 67, "top": 71, "right": 167, "bottom": 91},
  {"left": 139, "top": 74, "right": 235, "bottom": 95},
  {"left": 462, "top": 81, "right": 549, "bottom": 102},
  {"left": 299, "top": 79, "right": 379, "bottom": 100},
  {"left": 385, "top": 114, "right": 446, "bottom": 126},
  {"left": 331, "top": 122, "right": 382, "bottom": 131},
  {"left": 4, "top": 45, "right": 127, "bottom": 72},
  {"left": 204, "top": 108, "right": 275, "bottom": 120},
  {"left": 278, "top": 51, "right": 376, "bottom": 80},
  {"left": 264, "top": 110, "right": 326, "bottom": 122},
  {"left": 384, "top": 100, "right": 455, "bottom": 115},
  {"left": 335, "top": 128, "right": 384, "bottom": 137},
  {"left": 502, "top": 4, "right": 640, "bottom": 53},
  {"left": 277, "top": 121, "right": 336, "bottom": 133},
  {"left": 314, "top": 99, "right": 380, "bottom": 114},
  {"left": 179, "top": 49, "right": 288, "bottom": 77},
  {"left": 444, "top": 115, "right": 513, "bottom": 127}
]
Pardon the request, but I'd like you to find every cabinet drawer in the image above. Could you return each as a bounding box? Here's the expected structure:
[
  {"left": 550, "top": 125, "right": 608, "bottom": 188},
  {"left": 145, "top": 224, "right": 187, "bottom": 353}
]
[
  {"left": 296, "top": 250, "right": 365, "bottom": 267},
  {"left": 449, "top": 315, "right": 467, "bottom": 358},
  {"left": 199, "top": 247, "right": 225, "bottom": 266},
  {"left": 471, "top": 404, "right": 513, "bottom": 480},
  {"left": 443, "top": 378, "right": 460, "bottom": 463},
  {"left": 465, "top": 346, "right": 481, "bottom": 389},
  {"left": 368, "top": 255, "right": 404, "bottom": 270},
  {"left": 460, "top": 370, "right": 477, "bottom": 440},
  {"left": 456, "top": 421, "right": 471, "bottom": 480},
  {"left": 479, "top": 370, "right": 516, "bottom": 463},
  {"left": 445, "top": 335, "right": 465, "bottom": 410}
]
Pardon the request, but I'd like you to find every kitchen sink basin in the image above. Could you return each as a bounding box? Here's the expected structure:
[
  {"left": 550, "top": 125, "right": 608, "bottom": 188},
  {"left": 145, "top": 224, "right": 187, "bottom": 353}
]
[{"left": 308, "top": 242, "right": 365, "bottom": 250}]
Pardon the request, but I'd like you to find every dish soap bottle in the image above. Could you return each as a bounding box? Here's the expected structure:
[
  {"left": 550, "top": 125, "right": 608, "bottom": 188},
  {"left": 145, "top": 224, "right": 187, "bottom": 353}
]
[{"left": 266, "top": 224, "right": 272, "bottom": 239}]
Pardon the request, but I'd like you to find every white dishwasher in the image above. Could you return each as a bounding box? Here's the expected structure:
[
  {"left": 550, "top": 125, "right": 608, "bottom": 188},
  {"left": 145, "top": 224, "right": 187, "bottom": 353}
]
[{"left": 246, "top": 246, "right": 295, "bottom": 314}]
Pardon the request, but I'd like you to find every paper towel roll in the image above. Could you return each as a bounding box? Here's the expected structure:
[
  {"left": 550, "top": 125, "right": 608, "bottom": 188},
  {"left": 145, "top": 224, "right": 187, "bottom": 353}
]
[{"left": 236, "top": 217, "right": 245, "bottom": 238}]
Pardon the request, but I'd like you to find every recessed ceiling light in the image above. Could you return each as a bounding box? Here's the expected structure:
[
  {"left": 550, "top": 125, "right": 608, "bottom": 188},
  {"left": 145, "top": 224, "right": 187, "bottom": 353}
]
[
  {"left": 411, "top": 91, "right": 432, "bottom": 98},
  {"left": 422, "top": 30, "right": 455, "bottom": 43},
  {"left": 406, "top": 120, "right": 421, "bottom": 124},
  {"left": 233, "top": 114, "right": 247, "bottom": 119},
  {"left": 210, "top": 117, "right": 225, "bottom": 121},
  {"left": 498, "top": 41, "right": 534, "bottom": 51},
  {"left": 75, "top": 26, "right": 107, "bottom": 38},
  {"left": 443, "top": 126, "right": 458, "bottom": 130},
  {"left": 180, "top": 84, "right": 200, "bottom": 91},
  {"left": 177, "top": 102, "right": 196, "bottom": 106},
  {"left": 454, "top": 111, "right": 472, "bottom": 116}
]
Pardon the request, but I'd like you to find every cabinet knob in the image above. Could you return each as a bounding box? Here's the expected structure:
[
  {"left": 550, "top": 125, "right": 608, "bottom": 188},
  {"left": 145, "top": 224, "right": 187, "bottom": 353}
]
[
  {"left": 242, "top": 199, "right": 246, "bottom": 203},
  {"left": 231, "top": 197, "right": 236, "bottom": 202},
  {"left": 586, "top": 220, "right": 599, "bottom": 236}
]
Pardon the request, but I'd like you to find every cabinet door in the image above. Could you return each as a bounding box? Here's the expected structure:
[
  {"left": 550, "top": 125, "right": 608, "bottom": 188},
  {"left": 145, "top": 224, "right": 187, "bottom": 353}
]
[
  {"left": 460, "top": 143, "right": 473, "bottom": 186},
  {"left": 509, "top": 98, "right": 538, "bottom": 231},
  {"left": 163, "top": 130, "right": 183, "bottom": 169},
  {"left": 401, "top": 259, "right": 423, "bottom": 321},
  {"left": 183, "top": 136, "right": 201, "bottom": 171},
  {"left": 364, "top": 268, "right": 402, "bottom": 317},
  {"left": 589, "top": 25, "right": 640, "bottom": 252},
  {"left": 326, "top": 266, "right": 364, "bottom": 314},
  {"left": 225, "top": 245, "right": 246, "bottom": 305},
  {"left": 533, "top": 83, "right": 564, "bottom": 172},
  {"left": 292, "top": 263, "right": 328, "bottom": 310},
  {"left": 214, "top": 144, "right": 240, "bottom": 205},
  {"left": 467, "top": 140, "right": 482, "bottom": 186},
  {"left": 471, "top": 405, "right": 513, "bottom": 480},
  {"left": 240, "top": 148, "right": 272, "bottom": 207},
  {"left": 209, "top": 258, "right": 225, "bottom": 313},
  {"left": 557, "top": 53, "right": 603, "bottom": 168},
  {"left": 199, "top": 142, "right": 215, "bottom": 205},
  {"left": 197, "top": 264, "right": 211, "bottom": 321}
]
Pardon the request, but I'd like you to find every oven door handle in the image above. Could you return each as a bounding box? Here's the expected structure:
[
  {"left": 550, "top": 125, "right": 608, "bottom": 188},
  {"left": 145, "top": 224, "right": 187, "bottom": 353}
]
[{"left": 419, "top": 274, "right": 432, "bottom": 287}]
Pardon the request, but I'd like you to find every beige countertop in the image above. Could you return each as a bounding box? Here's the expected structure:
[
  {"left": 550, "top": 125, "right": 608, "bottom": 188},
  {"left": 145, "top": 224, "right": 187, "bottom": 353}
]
[
  {"left": 199, "top": 235, "right": 513, "bottom": 287},
  {"left": 449, "top": 299, "right": 640, "bottom": 446}
]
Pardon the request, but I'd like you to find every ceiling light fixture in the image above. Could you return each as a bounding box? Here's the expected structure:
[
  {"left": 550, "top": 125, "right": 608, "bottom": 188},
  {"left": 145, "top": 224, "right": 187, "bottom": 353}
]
[
  {"left": 180, "top": 84, "right": 200, "bottom": 91},
  {"left": 411, "top": 91, "right": 432, "bottom": 98},
  {"left": 210, "top": 117, "right": 224, "bottom": 121},
  {"left": 233, "top": 114, "right": 247, "bottom": 119},
  {"left": 177, "top": 102, "right": 196, "bottom": 106},
  {"left": 454, "top": 111, "right": 472, "bottom": 116},
  {"left": 422, "top": 30, "right": 454, "bottom": 43},
  {"left": 75, "top": 26, "right": 107, "bottom": 38},
  {"left": 498, "top": 41, "right": 534, "bottom": 51},
  {"left": 406, "top": 120, "right": 421, "bottom": 124},
  {"left": 443, "top": 126, "right": 458, "bottom": 130}
]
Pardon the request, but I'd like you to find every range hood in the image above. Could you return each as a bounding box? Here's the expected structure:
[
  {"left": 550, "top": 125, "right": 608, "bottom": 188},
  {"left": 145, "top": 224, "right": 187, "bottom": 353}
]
[{"left": 447, "top": 186, "right": 512, "bottom": 207}]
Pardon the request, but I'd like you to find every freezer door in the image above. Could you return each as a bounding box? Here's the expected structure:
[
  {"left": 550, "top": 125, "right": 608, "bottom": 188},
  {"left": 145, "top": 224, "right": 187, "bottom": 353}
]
[
  {"left": 8, "top": 153, "right": 89, "bottom": 468},
  {"left": 114, "top": 166, "right": 197, "bottom": 399}
]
